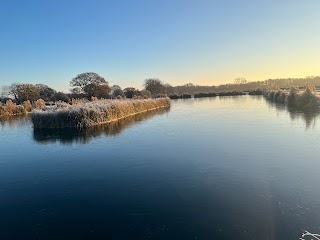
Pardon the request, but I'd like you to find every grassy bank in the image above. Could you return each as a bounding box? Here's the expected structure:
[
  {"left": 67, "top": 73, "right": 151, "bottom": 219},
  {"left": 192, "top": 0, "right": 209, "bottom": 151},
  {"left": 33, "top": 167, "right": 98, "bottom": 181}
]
[
  {"left": 31, "top": 98, "right": 170, "bottom": 129},
  {"left": 265, "top": 84, "right": 320, "bottom": 110}
]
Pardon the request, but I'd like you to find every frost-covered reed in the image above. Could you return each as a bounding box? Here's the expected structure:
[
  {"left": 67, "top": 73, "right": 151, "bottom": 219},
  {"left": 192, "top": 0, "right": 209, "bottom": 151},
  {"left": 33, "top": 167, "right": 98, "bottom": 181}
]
[
  {"left": 265, "top": 84, "right": 320, "bottom": 109},
  {"left": 31, "top": 98, "right": 170, "bottom": 129},
  {"left": 33, "top": 107, "right": 170, "bottom": 144},
  {"left": 0, "top": 99, "right": 45, "bottom": 117}
]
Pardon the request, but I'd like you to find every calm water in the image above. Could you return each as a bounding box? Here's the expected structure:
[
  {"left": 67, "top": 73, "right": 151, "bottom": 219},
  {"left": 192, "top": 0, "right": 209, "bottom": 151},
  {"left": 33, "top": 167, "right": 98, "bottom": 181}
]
[{"left": 1, "top": 96, "right": 320, "bottom": 240}]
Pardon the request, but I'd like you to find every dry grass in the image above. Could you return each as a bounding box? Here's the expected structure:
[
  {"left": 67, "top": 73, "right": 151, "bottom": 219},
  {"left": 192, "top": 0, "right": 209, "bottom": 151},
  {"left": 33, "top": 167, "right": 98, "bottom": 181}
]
[
  {"left": 0, "top": 98, "right": 47, "bottom": 117},
  {"left": 31, "top": 98, "right": 170, "bottom": 129},
  {"left": 33, "top": 107, "right": 170, "bottom": 144},
  {"left": 265, "top": 84, "right": 320, "bottom": 109},
  {"left": 0, "top": 100, "right": 26, "bottom": 117},
  {"left": 218, "top": 90, "right": 245, "bottom": 96},
  {"left": 194, "top": 92, "right": 217, "bottom": 98}
]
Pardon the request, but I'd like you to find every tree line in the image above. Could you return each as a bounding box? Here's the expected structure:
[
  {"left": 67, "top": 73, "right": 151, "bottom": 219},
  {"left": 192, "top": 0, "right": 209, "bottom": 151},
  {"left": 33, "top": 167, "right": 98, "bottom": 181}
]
[
  {"left": 1, "top": 73, "right": 320, "bottom": 103},
  {"left": 0, "top": 73, "right": 157, "bottom": 104}
]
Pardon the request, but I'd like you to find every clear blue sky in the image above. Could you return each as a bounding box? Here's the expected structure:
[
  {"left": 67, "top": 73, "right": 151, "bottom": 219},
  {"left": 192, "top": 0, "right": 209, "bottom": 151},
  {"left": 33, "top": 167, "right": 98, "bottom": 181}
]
[{"left": 1, "top": 0, "right": 319, "bottom": 92}]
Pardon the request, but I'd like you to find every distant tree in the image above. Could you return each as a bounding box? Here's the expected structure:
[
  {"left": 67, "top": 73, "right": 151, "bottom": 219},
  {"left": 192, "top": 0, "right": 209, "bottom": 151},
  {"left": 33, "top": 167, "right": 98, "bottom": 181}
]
[
  {"left": 70, "top": 72, "right": 111, "bottom": 98},
  {"left": 70, "top": 87, "right": 81, "bottom": 95},
  {"left": 111, "top": 85, "right": 125, "bottom": 98},
  {"left": 163, "top": 83, "right": 175, "bottom": 95},
  {"left": 140, "top": 89, "right": 152, "bottom": 98},
  {"left": 35, "top": 84, "right": 56, "bottom": 101},
  {"left": 7, "top": 83, "right": 40, "bottom": 103},
  {"left": 123, "top": 87, "right": 139, "bottom": 98},
  {"left": 54, "top": 92, "right": 70, "bottom": 102},
  {"left": 234, "top": 77, "right": 247, "bottom": 85},
  {"left": 144, "top": 78, "right": 165, "bottom": 95},
  {"left": 83, "top": 83, "right": 111, "bottom": 98},
  {"left": 184, "top": 83, "right": 194, "bottom": 87}
]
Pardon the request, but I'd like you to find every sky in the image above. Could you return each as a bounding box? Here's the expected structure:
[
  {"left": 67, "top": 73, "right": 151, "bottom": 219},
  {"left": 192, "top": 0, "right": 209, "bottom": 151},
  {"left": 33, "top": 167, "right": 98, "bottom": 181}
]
[{"left": 0, "top": 0, "right": 320, "bottom": 92}]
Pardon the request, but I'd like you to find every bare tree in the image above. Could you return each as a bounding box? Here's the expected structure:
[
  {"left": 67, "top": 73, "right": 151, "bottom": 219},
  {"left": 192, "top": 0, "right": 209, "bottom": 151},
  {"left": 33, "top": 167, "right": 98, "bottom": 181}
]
[{"left": 234, "top": 77, "right": 247, "bottom": 85}]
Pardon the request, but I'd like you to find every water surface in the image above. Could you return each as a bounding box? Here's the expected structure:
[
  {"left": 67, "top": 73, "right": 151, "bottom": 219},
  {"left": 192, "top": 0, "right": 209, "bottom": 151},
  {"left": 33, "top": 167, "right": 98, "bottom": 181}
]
[{"left": 1, "top": 96, "right": 320, "bottom": 239}]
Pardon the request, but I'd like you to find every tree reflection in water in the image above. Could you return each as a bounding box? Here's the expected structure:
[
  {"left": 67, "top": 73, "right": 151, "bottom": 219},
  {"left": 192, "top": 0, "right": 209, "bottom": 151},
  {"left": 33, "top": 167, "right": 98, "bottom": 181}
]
[{"left": 33, "top": 107, "right": 170, "bottom": 145}]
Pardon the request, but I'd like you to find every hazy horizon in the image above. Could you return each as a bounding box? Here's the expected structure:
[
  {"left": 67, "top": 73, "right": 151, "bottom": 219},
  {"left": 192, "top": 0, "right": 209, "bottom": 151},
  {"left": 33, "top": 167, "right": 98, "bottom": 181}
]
[{"left": 1, "top": 0, "right": 320, "bottom": 92}]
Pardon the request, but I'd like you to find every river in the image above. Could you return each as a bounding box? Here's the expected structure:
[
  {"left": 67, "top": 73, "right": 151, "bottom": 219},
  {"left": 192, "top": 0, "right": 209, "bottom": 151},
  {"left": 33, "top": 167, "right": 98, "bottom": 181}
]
[{"left": 1, "top": 96, "right": 320, "bottom": 239}]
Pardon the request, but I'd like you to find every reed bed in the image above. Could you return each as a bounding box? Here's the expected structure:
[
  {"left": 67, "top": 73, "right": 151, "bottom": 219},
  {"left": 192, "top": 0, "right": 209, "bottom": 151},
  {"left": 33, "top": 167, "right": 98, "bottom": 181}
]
[
  {"left": 218, "top": 90, "right": 245, "bottom": 96},
  {"left": 194, "top": 92, "right": 217, "bottom": 98},
  {"left": 31, "top": 98, "right": 170, "bottom": 129},
  {"left": 265, "top": 84, "right": 320, "bottom": 110},
  {"left": 0, "top": 99, "right": 45, "bottom": 117},
  {"left": 169, "top": 93, "right": 192, "bottom": 99},
  {"left": 33, "top": 107, "right": 170, "bottom": 144},
  {"left": 248, "top": 88, "right": 263, "bottom": 95}
]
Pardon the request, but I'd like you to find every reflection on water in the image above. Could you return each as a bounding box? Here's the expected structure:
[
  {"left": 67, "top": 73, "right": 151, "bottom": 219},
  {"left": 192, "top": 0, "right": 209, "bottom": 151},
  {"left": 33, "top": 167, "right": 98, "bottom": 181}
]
[
  {"left": 265, "top": 100, "right": 320, "bottom": 128},
  {"left": 0, "top": 115, "right": 30, "bottom": 129},
  {"left": 1, "top": 97, "right": 320, "bottom": 239},
  {"left": 33, "top": 107, "right": 170, "bottom": 144},
  {"left": 287, "top": 109, "right": 319, "bottom": 129}
]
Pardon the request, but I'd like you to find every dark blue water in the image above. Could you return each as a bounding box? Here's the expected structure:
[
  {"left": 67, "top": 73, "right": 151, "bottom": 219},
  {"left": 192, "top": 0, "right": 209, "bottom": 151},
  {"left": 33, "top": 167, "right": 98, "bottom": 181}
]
[{"left": 1, "top": 96, "right": 320, "bottom": 240}]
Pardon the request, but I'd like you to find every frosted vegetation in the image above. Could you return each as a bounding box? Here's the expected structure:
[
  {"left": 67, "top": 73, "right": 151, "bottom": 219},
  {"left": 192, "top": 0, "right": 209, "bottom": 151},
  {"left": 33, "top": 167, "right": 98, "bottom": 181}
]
[
  {"left": 265, "top": 83, "right": 320, "bottom": 110},
  {"left": 33, "top": 107, "right": 170, "bottom": 144},
  {"left": 31, "top": 98, "right": 170, "bottom": 129},
  {"left": 0, "top": 99, "right": 45, "bottom": 117}
]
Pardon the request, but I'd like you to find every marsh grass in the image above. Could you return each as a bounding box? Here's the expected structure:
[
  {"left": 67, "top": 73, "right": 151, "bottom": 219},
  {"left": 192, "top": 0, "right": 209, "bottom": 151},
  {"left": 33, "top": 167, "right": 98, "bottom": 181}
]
[
  {"left": 33, "top": 107, "right": 170, "bottom": 144},
  {"left": 194, "top": 92, "right": 217, "bottom": 98},
  {"left": 265, "top": 84, "right": 320, "bottom": 110},
  {"left": 218, "top": 90, "right": 245, "bottom": 96},
  {"left": 0, "top": 98, "right": 47, "bottom": 117},
  {"left": 248, "top": 88, "right": 263, "bottom": 95},
  {"left": 169, "top": 93, "right": 192, "bottom": 99},
  {"left": 0, "top": 100, "right": 26, "bottom": 117},
  {"left": 31, "top": 98, "right": 170, "bottom": 129}
]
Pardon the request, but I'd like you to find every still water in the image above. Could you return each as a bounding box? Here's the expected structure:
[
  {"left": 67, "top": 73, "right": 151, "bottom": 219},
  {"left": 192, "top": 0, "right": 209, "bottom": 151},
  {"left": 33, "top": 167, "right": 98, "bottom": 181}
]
[{"left": 1, "top": 96, "right": 320, "bottom": 240}]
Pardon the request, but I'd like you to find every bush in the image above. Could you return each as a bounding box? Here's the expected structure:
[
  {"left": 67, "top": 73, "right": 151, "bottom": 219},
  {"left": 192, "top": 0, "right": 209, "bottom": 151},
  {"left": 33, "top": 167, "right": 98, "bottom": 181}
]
[
  {"left": 248, "top": 88, "right": 263, "bottom": 95},
  {"left": 295, "top": 83, "right": 319, "bottom": 109},
  {"left": 265, "top": 84, "right": 320, "bottom": 110},
  {"left": 274, "top": 90, "right": 286, "bottom": 104},
  {"left": 169, "top": 93, "right": 181, "bottom": 99},
  {"left": 23, "top": 100, "right": 32, "bottom": 112},
  {"left": 5, "top": 100, "right": 17, "bottom": 115},
  {"left": 0, "top": 100, "right": 27, "bottom": 116},
  {"left": 219, "top": 89, "right": 245, "bottom": 96},
  {"left": 34, "top": 99, "right": 46, "bottom": 109},
  {"left": 287, "top": 86, "right": 300, "bottom": 107},
  {"left": 194, "top": 92, "right": 217, "bottom": 98}
]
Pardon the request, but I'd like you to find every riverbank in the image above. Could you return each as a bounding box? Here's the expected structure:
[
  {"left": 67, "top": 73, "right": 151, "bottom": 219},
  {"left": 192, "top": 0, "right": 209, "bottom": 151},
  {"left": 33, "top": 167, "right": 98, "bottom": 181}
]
[
  {"left": 264, "top": 84, "right": 320, "bottom": 109},
  {"left": 31, "top": 98, "right": 170, "bottom": 129}
]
